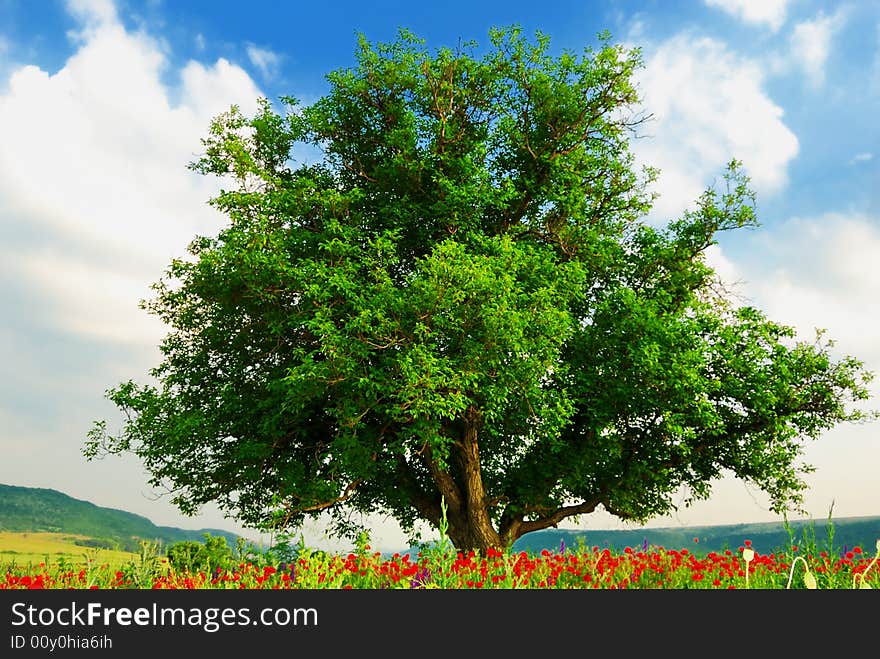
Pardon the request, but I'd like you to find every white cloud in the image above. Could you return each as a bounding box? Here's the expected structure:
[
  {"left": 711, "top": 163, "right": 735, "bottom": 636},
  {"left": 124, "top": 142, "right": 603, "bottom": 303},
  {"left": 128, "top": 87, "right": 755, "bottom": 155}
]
[
  {"left": 66, "top": 0, "right": 118, "bottom": 27},
  {"left": 745, "top": 214, "right": 880, "bottom": 366},
  {"left": 0, "top": 4, "right": 263, "bottom": 346},
  {"left": 713, "top": 213, "right": 880, "bottom": 379},
  {"left": 850, "top": 152, "right": 873, "bottom": 164},
  {"left": 8, "top": 249, "right": 169, "bottom": 345},
  {"left": 789, "top": 9, "right": 848, "bottom": 88},
  {"left": 246, "top": 43, "right": 282, "bottom": 80},
  {"left": 632, "top": 35, "right": 799, "bottom": 223},
  {"left": 704, "top": 0, "right": 791, "bottom": 32}
]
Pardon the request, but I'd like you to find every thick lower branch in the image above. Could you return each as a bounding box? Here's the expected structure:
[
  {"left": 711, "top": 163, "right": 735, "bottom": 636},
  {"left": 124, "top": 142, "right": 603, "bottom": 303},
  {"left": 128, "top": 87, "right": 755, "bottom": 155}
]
[{"left": 508, "top": 497, "right": 602, "bottom": 540}]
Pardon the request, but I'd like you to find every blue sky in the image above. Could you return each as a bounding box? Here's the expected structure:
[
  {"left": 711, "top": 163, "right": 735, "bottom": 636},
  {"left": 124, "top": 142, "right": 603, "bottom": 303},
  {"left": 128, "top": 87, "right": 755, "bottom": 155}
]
[{"left": 1, "top": 0, "right": 878, "bottom": 552}]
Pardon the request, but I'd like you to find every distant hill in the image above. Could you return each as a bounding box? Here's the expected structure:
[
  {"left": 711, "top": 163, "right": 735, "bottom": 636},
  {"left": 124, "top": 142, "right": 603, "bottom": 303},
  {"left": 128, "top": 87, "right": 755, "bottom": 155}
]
[
  {"left": 390, "top": 515, "right": 880, "bottom": 558},
  {"left": 510, "top": 516, "right": 880, "bottom": 557},
  {"left": 4, "top": 482, "right": 877, "bottom": 559},
  {"left": 0, "top": 484, "right": 241, "bottom": 553}
]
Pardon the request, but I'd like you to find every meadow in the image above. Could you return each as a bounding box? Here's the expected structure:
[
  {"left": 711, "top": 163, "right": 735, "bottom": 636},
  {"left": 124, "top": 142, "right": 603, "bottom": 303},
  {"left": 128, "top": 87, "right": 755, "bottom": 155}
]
[
  {"left": 2, "top": 525, "right": 878, "bottom": 590},
  {"left": 0, "top": 532, "right": 139, "bottom": 569}
]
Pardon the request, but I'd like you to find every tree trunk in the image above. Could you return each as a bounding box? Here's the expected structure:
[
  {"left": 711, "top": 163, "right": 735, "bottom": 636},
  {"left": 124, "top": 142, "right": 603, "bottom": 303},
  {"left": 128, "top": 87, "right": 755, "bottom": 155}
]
[{"left": 442, "top": 406, "right": 503, "bottom": 553}]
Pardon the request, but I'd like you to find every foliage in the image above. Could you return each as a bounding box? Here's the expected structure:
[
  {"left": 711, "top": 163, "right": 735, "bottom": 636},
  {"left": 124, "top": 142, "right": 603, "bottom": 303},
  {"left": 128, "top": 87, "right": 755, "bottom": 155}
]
[
  {"left": 85, "top": 26, "right": 875, "bottom": 552},
  {"left": 166, "top": 534, "right": 235, "bottom": 573}
]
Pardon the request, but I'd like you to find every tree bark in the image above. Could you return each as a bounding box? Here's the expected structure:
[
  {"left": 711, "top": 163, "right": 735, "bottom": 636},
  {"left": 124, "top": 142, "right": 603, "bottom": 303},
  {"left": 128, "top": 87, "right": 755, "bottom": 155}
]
[{"left": 441, "top": 406, "right": 503, "bottom": 552}]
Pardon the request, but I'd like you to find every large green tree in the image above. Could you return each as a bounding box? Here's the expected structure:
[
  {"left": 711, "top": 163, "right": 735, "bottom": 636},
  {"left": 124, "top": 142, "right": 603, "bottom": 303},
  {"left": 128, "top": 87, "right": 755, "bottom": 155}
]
[{"left": 86, "top": 27, "right": 874, "bottom": 552}]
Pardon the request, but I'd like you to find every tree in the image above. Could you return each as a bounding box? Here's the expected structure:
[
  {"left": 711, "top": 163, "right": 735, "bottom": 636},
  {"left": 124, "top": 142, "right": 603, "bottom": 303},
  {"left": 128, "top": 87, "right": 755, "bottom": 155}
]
[
  {"left": 165, "top": 534, "right": 234, "bottom": 573},
  {"left": 85, "top": 27, "right": 875, "bottom": 553}
]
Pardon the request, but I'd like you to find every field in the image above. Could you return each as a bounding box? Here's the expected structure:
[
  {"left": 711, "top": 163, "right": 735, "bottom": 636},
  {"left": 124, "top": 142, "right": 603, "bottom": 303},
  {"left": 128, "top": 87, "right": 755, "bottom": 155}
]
[
  {"left": 0, "top": 532, "right": 142, "bottom": 569},
  {"left": 2, "top": 531, "right": 878, "bottom": 590}
]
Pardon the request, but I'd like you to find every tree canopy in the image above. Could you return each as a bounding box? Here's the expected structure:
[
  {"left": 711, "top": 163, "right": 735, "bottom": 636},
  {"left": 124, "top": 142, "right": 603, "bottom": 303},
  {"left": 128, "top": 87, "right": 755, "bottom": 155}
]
[{"left": 85, "top": 27, "right": 875, "bottom": 552}]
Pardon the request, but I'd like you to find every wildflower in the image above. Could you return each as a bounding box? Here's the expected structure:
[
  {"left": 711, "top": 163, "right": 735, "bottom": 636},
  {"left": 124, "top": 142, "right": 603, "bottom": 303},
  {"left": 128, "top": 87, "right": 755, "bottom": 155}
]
[
  {"left": 804, "top": 571, "right": 817, "bottom": 589},
  {"left": 409, "top": 567, "right": 431, "bottom": 589}
]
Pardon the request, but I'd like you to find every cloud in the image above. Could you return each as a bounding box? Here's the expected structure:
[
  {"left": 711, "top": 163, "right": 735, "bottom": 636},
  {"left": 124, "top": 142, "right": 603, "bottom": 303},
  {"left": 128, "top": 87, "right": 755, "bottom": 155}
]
[
  {"left": 715, "top": 213, "right": 880, "bottom": 375},
  {"left": 66, "top": 0, "right": 118, "bottom": 27},
  {"left": 703, "top": 0, "right": 791, "bottom": 32},
  {"left": 631, "top": 34, "right": 799, "bottom": 223},
  {"left": 789, "top": 9, "right": 848, "bottom": 88},
  {"left": 850, "top": 152, "right": 873, "bottom": 164},
  {"left": 0, "top": 3, "right": 263, "bottom": 346},
  {"left": 246, "top": 43, "right": 282, "bottom": 80}
]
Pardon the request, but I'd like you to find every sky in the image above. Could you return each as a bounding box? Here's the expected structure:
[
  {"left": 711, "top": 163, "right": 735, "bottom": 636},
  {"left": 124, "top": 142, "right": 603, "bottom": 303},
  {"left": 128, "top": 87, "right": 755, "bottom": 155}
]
[{"left": 1, "top": 0, "right": 878, "bottom": 553}]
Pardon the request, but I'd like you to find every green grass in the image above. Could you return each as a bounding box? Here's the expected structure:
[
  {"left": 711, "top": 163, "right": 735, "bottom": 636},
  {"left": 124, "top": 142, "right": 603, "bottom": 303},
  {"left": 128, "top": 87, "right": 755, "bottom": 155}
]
[{"left": 0, "top": 531, "right": 140, "bottom": 568}]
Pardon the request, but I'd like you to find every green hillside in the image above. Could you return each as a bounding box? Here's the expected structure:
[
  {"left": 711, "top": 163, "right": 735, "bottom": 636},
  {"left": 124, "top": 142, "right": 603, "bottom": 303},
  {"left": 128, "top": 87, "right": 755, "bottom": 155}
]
[
  {"left": 0, "top": 484, "right": 242, "bottom": 553},
  {"left": 5, "top": 482, "right": 877, "bottom": 559},
  {"left": 511, "top": 516, "right": 880, "bottom": 557}
]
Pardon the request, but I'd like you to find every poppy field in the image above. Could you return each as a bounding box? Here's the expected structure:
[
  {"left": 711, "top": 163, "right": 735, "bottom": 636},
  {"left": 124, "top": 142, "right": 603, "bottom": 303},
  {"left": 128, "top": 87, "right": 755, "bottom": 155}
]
[{"left": 3, "top": 534, "right": 878, "bottom": 590}]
